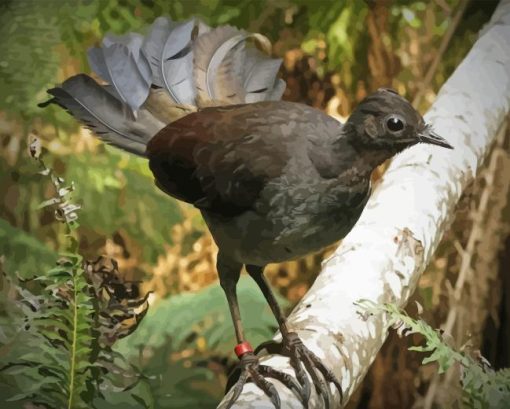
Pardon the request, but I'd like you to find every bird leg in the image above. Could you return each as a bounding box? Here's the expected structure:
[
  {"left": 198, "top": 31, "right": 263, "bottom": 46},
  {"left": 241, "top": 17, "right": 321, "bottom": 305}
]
[
  {"left": 218, "top": 254, "right": 301, "bottom": 409},
  {"left": 246, "top": 265, "right": 343, "bottom": 408}
]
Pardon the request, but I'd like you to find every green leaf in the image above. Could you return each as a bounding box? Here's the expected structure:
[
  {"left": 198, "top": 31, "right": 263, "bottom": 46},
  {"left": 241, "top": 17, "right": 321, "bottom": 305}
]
[{"left": 0, "top": 218, "right": 58, "bottom": 278}]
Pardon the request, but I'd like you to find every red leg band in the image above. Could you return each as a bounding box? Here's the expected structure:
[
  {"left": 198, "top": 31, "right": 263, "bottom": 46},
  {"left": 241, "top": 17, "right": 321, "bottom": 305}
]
[{"left": 234, "top": 341, "right": 253, "bottom": 358}]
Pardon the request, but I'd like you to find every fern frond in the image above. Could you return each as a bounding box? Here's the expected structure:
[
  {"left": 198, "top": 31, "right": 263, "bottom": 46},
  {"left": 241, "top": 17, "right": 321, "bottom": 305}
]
[
  {"left": 356, "top": 300, "right": 510, "bottom": 408},
  {"left": 1, "top": 140, "right": 150, "bottom": 408}
]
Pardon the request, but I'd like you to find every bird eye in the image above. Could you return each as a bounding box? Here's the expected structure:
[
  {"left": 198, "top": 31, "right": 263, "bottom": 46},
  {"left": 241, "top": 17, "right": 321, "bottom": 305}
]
[{"left": 386, "top": 116, "right": 405, "bottom": 132}]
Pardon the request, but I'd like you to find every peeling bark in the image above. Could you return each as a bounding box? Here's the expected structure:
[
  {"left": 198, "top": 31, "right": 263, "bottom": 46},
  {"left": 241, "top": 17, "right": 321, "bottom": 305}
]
[{"left": 218, "top": 1, "right": 510, "bottom": 407}]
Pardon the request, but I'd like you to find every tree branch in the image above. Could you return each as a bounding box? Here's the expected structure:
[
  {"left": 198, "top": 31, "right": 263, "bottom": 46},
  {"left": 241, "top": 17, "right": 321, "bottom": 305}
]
[
  {"left": 218, "top": 1, "right": 510, "bottom": 407},
  {"left": 422, "top": 120, "right": 510, "bottom": 408}
]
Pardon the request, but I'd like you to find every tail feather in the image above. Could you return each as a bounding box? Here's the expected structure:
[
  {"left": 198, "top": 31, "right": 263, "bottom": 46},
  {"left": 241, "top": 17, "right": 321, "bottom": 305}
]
[
  {"left": 142, "top": 17, "right": 196, "bottom": 105},
  {"left": 269, "top": 78, "right": 287, "bottom": 101},
  {"left": 41, "top": 16, "right": 286, "bottom": 157},
  {"left": 213, "top": 37, "right": 247, "bottom": 105},
  {"left": 87, "top": 33, "right": 151, "bottom": 114},
  {"left": 143, "top": 88, "right": 196, "bottom": 124},
  {"left": 243, "top": 47, "right": 283, "bottom": 103},
  {"left": 193, "top": 25, "right": 248, "bottom": 105},
  {"left": 193, "top": 25, "right": 281, "bottom": 106},
  {"left": 46, "top": 74, "right": 164, "bottom": 156}
]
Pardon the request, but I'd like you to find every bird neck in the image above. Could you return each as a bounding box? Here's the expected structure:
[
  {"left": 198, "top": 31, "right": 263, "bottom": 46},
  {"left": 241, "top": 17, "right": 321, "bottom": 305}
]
[
  {"left": 333, "top": 146, "right": 392, "bottom": 184},
  {"left": 331, "top": 129, "right": 398, "bottom": 183}
]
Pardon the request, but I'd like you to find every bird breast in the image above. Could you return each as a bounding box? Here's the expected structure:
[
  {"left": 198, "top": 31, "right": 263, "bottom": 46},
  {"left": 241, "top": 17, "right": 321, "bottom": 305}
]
[{"left": 202, "top": 161, "right": 371, "bottom": 266}]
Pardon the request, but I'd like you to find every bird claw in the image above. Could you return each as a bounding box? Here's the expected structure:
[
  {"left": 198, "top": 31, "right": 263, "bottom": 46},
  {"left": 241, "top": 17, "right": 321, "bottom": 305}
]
[
  {"left": 225, "top": 352, "right": 302, "bottom": 409},
  {"left": 255, "top": 332, "right": 343, "bottom": 409}
]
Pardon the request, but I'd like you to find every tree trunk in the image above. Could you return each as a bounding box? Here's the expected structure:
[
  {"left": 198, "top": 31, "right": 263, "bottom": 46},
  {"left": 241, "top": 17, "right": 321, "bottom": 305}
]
[{"left": 218, "top": 0, "right": 510, "bottom": 407}]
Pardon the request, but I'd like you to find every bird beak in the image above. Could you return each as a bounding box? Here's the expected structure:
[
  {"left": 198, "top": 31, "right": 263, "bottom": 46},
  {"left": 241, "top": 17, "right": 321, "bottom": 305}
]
[{"left": 419, "top": 126, "right": 453, "bottom": 149}]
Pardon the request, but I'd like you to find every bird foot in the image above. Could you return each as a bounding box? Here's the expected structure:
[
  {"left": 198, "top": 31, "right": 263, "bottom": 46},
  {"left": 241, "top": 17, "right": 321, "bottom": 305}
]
[
  {"left": 255, "top": 332, "right": 343, "bottom": 408},
  {"left": 225, "top": 350, "right": 302, "bottom": 409}
]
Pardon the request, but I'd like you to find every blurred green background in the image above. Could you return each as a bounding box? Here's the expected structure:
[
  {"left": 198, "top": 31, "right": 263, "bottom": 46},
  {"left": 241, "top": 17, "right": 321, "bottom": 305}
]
[{"left": 1, "top": 0, "right": 507, "bottom": 408}]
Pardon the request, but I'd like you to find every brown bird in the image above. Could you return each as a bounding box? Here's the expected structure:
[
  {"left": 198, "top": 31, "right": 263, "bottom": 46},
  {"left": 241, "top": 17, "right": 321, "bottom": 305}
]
[{"left": 41, "top": 17, "right": 453, "bottom": 409}]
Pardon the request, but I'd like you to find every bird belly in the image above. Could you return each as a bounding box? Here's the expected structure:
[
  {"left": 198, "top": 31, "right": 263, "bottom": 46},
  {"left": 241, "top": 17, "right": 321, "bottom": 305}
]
[{"left": 202, "top": 192, "right": 366, "bottom": 266}]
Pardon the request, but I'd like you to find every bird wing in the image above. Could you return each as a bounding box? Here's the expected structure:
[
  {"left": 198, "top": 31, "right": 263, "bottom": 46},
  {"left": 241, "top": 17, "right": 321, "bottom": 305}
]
[{"left": 146, "top": 102, "right": 292, "bottom": 217}]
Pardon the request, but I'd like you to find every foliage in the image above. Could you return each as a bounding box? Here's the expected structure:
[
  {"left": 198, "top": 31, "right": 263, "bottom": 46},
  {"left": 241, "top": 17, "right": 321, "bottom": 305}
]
[
  {"left": 0, "top": 1, "right": 60, "bottom": 118},
  {"left": 1, "top": 257, "right": 96, "bottom": 408},
  {"left": 119, "top": 276, "right": 287, "bottom": 358},
  {"left": 64, "top": 149, "right": 182, "bottom": 263},
  {"left": 0, "top": 1, "right": 505, "bottom": 408},
  {"left": 0, "top": 140, "right": 285, "bottom": 408},
  {"left": 357, "top": 300, "right": 510, "bottom": 409},
  {"left": 0, "top": 217, "right": 58, "bottom": 277},
  {"left": 0, "top": 0, "right": 490, "bottom": 279},
  {"left": 114, "top": 276, "right": 289, "bottom": 408},
  {"left": 0, "top": 146, "right": 150, "bottom": 408}
]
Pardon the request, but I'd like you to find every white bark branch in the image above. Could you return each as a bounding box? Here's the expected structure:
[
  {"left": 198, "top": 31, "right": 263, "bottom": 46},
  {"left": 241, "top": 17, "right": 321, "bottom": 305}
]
[
  {"left": 422, "top": 119, "right": 510, "bottom": 409},
  {"left": 218, "top": 1, "right": 510, "bottom": 407}
]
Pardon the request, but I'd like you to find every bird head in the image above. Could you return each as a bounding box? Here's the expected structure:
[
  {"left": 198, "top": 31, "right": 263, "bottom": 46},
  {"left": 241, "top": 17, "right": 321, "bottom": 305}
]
[{"left": 345, "top": 88, "right": 453, "bottom": 152}]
